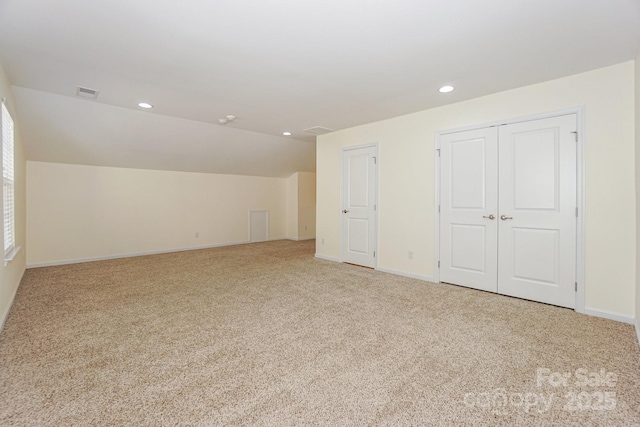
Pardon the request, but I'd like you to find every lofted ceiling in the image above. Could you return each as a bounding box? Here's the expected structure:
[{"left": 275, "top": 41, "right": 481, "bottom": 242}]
[{"left": 0, "top": 0, "right": 639, "bottom": 177}]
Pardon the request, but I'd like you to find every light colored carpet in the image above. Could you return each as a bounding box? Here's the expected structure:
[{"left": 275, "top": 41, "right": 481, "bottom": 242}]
[{"left": 1, "top": 239, "right": 639, "bottom": 426}]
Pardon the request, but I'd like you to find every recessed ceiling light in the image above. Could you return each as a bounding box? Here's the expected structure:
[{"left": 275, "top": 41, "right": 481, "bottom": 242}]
[
  {"left": 138, "top": 102, "right": 153, "bottom": 109},
  {"left": 218, "top": 115, "right": 236, "bottom": 125},
  {"left": 283, "top": 131, "right": 292, "bottom": 136},
  {"left": 439, "top": 85, "right": 455, "bottom": 93}
]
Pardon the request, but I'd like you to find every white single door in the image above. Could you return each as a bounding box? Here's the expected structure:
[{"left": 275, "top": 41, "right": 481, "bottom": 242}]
[
  {"left": 497, "top": 115, "right": 577, "bottom": 308},
  {"left": 341, "top": 146, "right": 377, "bottom": 268},
  {"left": 440, "top": 127, "right": 499, "bottom": 292}
]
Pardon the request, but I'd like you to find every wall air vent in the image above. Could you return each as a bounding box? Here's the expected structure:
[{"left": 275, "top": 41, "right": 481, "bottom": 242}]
[
  {"left": 303, "top": 126, "right": 334, "bottom": 135},
  {"left": 75, "top": 86, "right": 100, "bottom": 100}
]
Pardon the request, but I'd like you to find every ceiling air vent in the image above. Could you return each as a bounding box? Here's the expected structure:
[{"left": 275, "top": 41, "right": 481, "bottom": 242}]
[
  {"left": 303, "top": 126, "right": 334, "bottom": 135},
  {"left": 75, "top": 86, "right": 100, "bottom": 100}
]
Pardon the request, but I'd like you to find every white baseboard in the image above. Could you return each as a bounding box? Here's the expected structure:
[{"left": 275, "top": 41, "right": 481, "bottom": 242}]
[
  {"left": 288, "top": 237, "right": 316, "bottom": 241},
  {"left": 313, "top": 256, "right": 437, "bottom": 284},
  {"left": 583, "top": 307, "right": 635, "bottom": 325},
  {"left": 0, "top": 268, "right": 25, "bottom": 333},
  {"left": 315, "top": 253, "right": 340, "bottom": 262},
  {"left": 27, "top": 238, "right": 317, "bottom": 268},
  {"left": 376, "top": 267, "right": 435, "bottom": 283},
  {"left": 27, "top": 240, "right": 256, "bottom": 268}
]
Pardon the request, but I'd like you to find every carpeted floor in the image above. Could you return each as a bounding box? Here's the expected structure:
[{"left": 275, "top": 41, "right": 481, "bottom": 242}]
[{"left": 1, "top": 239, "right": 639, "bottom": 426}]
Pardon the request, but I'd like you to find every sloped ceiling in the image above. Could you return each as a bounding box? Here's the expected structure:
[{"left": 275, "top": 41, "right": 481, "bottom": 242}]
[{"left": 0, "top": 0, "right": 639, "bottom": 177}]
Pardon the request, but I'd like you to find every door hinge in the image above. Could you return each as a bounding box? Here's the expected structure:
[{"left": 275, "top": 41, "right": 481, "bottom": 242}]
[
  {"left": 438, "top": 205, "right": 440, "bottom": 213},
  {"left": 373, "top": 251, "right": 376, "bottom": 258},
  {"left": 437, "top": 149, "right": 441, "bottom": 157},
  {"left": 575, "top": 282, "right": 578, "bottom": 292},
  {"left": 575, "top": 207, "right": 578, "bottom": 217},
  {"left": 438, "top": 260, "right": 440, "bottom": 268},
  {"left": 372, "top": 156, "right": 377, "bottom": 164},
  {"left": 374, "top": 204, "right": 377, "bottom": 211},
  {"left": 570, "top": 131, "right": 578, "bottom": 142}
]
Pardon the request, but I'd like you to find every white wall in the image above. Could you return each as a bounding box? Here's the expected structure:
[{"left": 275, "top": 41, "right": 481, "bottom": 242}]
[
  {"left": 27, "top": 162, "right": 288, "bottom": 266},
  {"left": 286, "top": 172, "right": 299, "bottom": 239},
  {"left": 635, "top": 51, "right": 640, "bottom": 337},
  {"left": 317, "top": 62, "right": 636, "bottom": 318},
  {"left": 297, "top": 171, "right": 316, "bottom": 240},
  {"left": 285, "top": 171, "right": 316, "bottom": 240},
  {"left": 0, "top": 62, "right": 26, "bottom": 329}
]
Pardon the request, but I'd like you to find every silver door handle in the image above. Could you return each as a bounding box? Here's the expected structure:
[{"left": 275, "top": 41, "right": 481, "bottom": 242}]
[
  {"left": 500, "top": 215, "right": 513, "bottom": 220},
  {"left": 342, "top": 209, "right": 349, "bottom": 213},
  {"left": 482, "top": 214, "right": 495, "bottom": 220}
]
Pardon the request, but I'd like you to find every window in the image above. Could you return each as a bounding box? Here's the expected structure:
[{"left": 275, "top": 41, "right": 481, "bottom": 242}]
[{"left": 2, "top": 101, "right": 15, "bottom": 259}]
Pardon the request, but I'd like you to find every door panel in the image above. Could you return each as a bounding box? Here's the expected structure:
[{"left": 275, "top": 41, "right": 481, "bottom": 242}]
[
  {"left": 513, "top": 131, "right": 558, "bottom": 210},
  {"left": 440, "top": 127, "right": 498, "bottom": 292},
  {"left": 498, "top": 114, "right": 577, "bottom": 308},
  {"left": 450, "top": 224, "right": 487, "bottom": 273},
  {"left": 512, "top": 227, "right": 558, "bottom": 284},
  {"left": 451, "top": 139, "right": 486, "bottom": 209},
  {"left": 341, "top": 146, "right": 377, "bottom": 268},
  {"left": 347, "top": 218, "right": 369, "bottom": 254}
]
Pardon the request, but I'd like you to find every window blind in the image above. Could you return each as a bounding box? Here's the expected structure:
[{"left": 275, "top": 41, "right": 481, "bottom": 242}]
[{"left": 2, "top": 101, "right": 15, "bottom": 256}]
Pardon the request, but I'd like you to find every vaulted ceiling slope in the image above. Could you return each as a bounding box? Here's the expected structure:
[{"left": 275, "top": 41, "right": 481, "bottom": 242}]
[{"left": 1, "top": 0, "right": 639, "bottom": 177}]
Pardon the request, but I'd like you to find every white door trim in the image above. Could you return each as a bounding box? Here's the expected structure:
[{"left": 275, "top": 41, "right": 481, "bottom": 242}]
[
  {"left": 340, "top": 142, "right": 379, "bottom": 268},
  {"left": 434, "top": 106, "right": 586, "bottom": 313}
]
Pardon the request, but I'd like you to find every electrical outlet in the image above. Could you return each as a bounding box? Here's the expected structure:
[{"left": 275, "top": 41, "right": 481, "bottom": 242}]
[
  {"left": 195, "top": 232, "right": 200, "bottom": 238},
  {"left": 408, "top": 251, "right": 414, "bottom": 260}
]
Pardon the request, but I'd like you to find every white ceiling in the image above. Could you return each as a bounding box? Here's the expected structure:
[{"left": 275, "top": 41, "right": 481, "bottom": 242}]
[{"left": 1, "top": 0, "right": 639, "bottom": 177}]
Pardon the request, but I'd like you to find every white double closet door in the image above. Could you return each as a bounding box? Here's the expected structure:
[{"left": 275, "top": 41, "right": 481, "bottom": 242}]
[{"left": 439, "top": 114, "right": 577, "bottom": 308}]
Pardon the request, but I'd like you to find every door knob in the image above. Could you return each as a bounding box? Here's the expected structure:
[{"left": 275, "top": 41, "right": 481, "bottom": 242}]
[
  {"left": 342, "top": 209, "right": 349, "bottom": 213},
  {"left": 500, "top": 215, "right": 513, "bottom": 220},
  {"left": 482, "top": 214, "right": 495, "bottom": 220}
]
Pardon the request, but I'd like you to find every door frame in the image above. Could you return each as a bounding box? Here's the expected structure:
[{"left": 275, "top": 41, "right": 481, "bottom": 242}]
[
  {"left": 434, "top": 107, "right": 586, "bottom": 313},
  {"left": 339, "top": 142, "right": 379, "bottom": 268}
]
